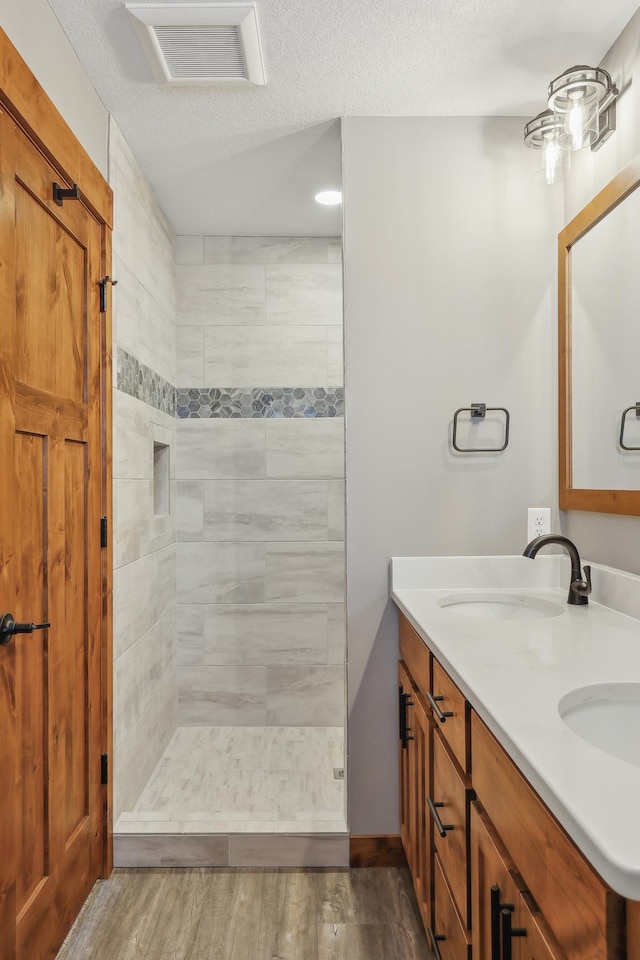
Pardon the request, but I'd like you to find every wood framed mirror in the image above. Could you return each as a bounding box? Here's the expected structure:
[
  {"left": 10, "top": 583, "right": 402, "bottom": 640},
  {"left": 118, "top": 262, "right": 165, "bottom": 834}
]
[{"left": 559, "top": 153, "right": 640, "bottom": 515}]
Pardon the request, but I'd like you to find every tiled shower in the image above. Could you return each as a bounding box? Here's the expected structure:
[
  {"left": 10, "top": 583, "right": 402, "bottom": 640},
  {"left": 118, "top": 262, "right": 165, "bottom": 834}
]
[{"left": 111, "top": 120, "right": 346, "bottom": 859}]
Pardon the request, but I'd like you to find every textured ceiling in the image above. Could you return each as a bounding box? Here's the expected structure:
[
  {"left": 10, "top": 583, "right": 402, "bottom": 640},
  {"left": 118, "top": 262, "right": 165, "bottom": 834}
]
[{"left": 47, "top": 0, "right": 639, "bottom": 236}]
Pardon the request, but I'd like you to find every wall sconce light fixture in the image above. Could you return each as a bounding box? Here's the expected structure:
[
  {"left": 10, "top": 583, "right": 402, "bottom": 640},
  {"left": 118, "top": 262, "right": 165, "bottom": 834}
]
[{"left": 524, "top": 65, "right": 619, "bottom": 183}]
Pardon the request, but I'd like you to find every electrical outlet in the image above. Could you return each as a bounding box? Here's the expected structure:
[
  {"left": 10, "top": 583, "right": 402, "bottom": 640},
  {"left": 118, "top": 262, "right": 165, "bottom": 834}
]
[{"left": 527, "top": 507, "right": 551, "bottom": 541}]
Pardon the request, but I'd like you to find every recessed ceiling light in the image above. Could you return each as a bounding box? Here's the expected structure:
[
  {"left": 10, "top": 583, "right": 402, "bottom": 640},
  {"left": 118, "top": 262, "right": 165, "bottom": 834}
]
[{"left": 315, "top": 190, "right": 342, "bottom": 206}]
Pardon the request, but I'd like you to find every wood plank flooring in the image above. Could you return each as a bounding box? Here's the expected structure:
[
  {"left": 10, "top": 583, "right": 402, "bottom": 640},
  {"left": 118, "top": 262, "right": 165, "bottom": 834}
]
[{"left": 56, "top": 867, "right": 431, "bottom": 960}]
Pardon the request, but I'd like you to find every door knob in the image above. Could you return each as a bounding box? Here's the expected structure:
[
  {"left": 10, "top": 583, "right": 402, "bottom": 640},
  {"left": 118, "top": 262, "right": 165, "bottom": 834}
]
[{"left": 0, "top": 612, "right": 50, "bottom": 645}]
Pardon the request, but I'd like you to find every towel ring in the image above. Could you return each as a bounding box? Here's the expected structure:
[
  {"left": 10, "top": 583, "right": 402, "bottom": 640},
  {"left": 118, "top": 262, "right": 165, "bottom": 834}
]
[
  {"left": 619, "top": 403, "right": 640, "bottom": 451},
  {"left": 452, "top": 403, "right": 510, "bottom": 453}
]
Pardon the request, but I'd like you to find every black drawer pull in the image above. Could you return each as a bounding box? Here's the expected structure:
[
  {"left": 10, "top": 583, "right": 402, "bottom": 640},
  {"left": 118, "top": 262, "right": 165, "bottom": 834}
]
[
  {"left": 427, "top": 796, "right": 454, "bottom": 838},
  {"left": 427, "top": 927, "right": 446, "bottom": 960},
  {"left": 490, "top": 886, "right": 501, "bottom": 960},
  {"left": 501, "top": 907, "right": 526, "bottom": 960},
  {"left": 427, "top": 691, "right": 454, "bottom": 724},
  {"left": 399, "top": 687, "right": 415, "bottom": 748}
]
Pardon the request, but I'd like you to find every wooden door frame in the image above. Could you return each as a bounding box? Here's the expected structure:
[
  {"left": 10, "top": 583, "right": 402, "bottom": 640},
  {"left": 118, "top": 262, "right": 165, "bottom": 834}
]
[{"left": 0, "top": 27, "right": 114, "bottom": 877}]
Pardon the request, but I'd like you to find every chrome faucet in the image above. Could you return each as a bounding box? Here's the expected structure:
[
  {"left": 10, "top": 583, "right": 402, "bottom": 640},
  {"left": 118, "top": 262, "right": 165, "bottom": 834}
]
[{"left": 522, "top": 534, "right": 592, "bottom": 606}]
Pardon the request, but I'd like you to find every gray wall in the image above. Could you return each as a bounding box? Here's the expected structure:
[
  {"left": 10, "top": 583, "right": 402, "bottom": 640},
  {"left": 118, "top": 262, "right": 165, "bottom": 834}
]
[
  {"left": 174, "top": 237, "right": 346, "bottom": 729},
  {"left": 562, "top": 8, "right": 640, "bottom": 575},
  {"left": 0, "top": 0, "right": 108, "bottom": 175},
  {"left": 342, "top": 116, "right": 563, "bottom": 834}
]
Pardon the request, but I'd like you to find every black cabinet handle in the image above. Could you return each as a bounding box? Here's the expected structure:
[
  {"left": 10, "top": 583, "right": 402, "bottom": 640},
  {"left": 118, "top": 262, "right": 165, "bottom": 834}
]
[
  {"left": 427, "top": 691, "right": 453, "bottom": 723},
  {"left": 399, "top": 687, "right": 414, "bottom": 748},
  {"left": 490, "top": 886, "right": 502, "bottom": 960},
  {"left": 0, "top": 612, "right": 50, "bottom": 645},
  {"left": 501, "top": 906, "right": 526, "bottom": 960},
  {"left": 426, "top": 796, "right": 454, "bottom": 838},
  {"left": 427, "top": 927, "right": 446, "bottom": 960}
]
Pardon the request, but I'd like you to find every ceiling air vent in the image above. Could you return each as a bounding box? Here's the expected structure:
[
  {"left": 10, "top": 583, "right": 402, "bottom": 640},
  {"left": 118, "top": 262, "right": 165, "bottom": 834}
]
[{"left": 125, "top": 3, "right": 266, "bottom": 85}]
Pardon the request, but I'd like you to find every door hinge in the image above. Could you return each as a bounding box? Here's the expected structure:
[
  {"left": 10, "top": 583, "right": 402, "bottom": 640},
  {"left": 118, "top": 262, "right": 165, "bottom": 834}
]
[
  {"left": 100, "top": 517, "right": 108, "bottom": 548},
  {"left": 98, "top": 275, "right": 118, "bottom": 312},
  {"left": 101, "top": 753, "right": 108, "bottom": 785}
]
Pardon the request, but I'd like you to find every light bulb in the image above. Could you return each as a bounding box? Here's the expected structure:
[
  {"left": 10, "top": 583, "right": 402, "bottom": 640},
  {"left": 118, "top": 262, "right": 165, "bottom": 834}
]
[
  {"left": 544, "top": 140, "right": 562, "bottom": 184},
  {"left": 559, "top": 87, "right": 599, "bottom": 150},
  {"left": 564, "top": 94, "right": 588, "bottom": 150}
]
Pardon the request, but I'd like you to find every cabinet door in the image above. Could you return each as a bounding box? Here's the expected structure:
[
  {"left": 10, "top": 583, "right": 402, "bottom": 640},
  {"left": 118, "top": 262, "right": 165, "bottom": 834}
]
[
  {"left": 471, "top": 804, "right": 567, "bottom": 960},
  {"left": 398, "top": 661, "right": 433, "bottom": 930},
  {"left": 471, "top": 803, "right": 523, "bottom": 960},
  {"left": 514, "top": 892, "right": 567, "bottom": 960},
  {"left": 628, "top": 900, "right": 640, "bottom": 960},
  {"left": 399, "top": 661, "right": 416, "bottom": 863},
  {"left": 471, "top": 712, "right": 621, "bottom": 960}
]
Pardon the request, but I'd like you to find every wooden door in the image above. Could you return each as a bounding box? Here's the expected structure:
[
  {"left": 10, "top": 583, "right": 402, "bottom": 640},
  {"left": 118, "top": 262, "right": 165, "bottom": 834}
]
[{"left": 0, "top": 110, "right": 106, "bottom": 960}]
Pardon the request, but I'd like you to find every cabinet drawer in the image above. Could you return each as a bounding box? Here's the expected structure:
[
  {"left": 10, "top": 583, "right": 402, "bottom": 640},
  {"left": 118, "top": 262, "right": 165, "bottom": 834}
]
[
  {"left": 399, "top": 613, "right": 431, "bottom": 695},
  {"left": 431, "top": 731, "right": 470, "bottom": 927},
  {"left": 431, "top": 659, "right": 468, "bottom": 771},
  {"left": 432, "top": 854, "right": 471, "bottom": 960},
  {"left": 471, "top": 711, "right": 624, "bottom": 960}
]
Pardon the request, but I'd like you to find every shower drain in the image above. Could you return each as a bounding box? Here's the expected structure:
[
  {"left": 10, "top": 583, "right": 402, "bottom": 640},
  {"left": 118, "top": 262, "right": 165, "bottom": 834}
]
[{"left": 333, "top": 768, "right": 345, "bottom": 780}]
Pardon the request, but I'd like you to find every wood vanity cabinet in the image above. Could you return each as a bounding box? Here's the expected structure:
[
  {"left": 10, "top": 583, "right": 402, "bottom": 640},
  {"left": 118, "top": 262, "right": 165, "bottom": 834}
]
[{"left": 397, "top": 611, "right": 630, "bottom": 960}]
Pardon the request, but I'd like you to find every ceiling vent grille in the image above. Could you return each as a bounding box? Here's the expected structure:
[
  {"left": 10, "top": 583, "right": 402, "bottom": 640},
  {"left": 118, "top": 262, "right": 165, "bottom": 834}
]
[{"left": 126, "top": 3, "right": 266, "bottom": 85}]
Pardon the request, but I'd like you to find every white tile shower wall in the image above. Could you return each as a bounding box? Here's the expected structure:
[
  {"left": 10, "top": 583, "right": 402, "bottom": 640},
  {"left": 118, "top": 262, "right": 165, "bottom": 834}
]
[
  {"left": 175, "top": 237, "right": 345, "bottom": 727},
  {"left": 110, "top": 118, "right": 178, "bottom": 820}
]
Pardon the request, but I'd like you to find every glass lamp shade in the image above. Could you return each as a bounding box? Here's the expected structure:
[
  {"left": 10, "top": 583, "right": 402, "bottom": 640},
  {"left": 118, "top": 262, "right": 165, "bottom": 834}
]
[
  {"left": 531, "top": 137, "right": 571, "bottom": 184},
  {"left": 524, "top": 110, "right": 571, "bottom": 184}
]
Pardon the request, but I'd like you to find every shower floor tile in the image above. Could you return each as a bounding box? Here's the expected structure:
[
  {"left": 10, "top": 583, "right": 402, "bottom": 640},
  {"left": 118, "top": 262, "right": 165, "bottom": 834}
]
[{"left": 115, "top": 725, "right": 346, "bottom": 835}]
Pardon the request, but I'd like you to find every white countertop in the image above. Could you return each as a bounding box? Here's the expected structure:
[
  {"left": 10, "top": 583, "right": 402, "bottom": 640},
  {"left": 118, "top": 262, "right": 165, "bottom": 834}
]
[{"left": 391, "top": 554, "right": 640, "bottom": 900}]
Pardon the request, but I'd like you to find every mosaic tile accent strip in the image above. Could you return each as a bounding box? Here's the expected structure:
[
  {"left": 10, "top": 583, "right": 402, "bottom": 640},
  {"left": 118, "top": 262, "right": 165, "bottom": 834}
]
[
  {"left": 117, "top": 348, "right": 176, "bottom": 417},
  {"left": 176, "top": 387, "right": 344, "bottom": 419}
]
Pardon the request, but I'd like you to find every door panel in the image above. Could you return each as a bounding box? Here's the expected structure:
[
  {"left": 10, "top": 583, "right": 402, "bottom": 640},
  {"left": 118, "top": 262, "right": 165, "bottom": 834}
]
[
  {"left": 56, "top": 438, "right": 89, "bottom": 845},
  {"left": 15, "top": 433, "right": 47, "bottom": 914},
  {"left": 0, "top": 111, "right": 106, "bottom": 960},
  {"left": 14, "top": 184, "right": 86, "bottom": 403}
]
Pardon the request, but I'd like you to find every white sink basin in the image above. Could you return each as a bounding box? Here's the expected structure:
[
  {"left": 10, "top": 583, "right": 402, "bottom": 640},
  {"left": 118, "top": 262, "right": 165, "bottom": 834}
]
[
  {"left": 559, "top": 683, "right": 640, "bottom": 768},
  {"left": 436, "top": 592, "right": 564, "bottom": 621}
]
